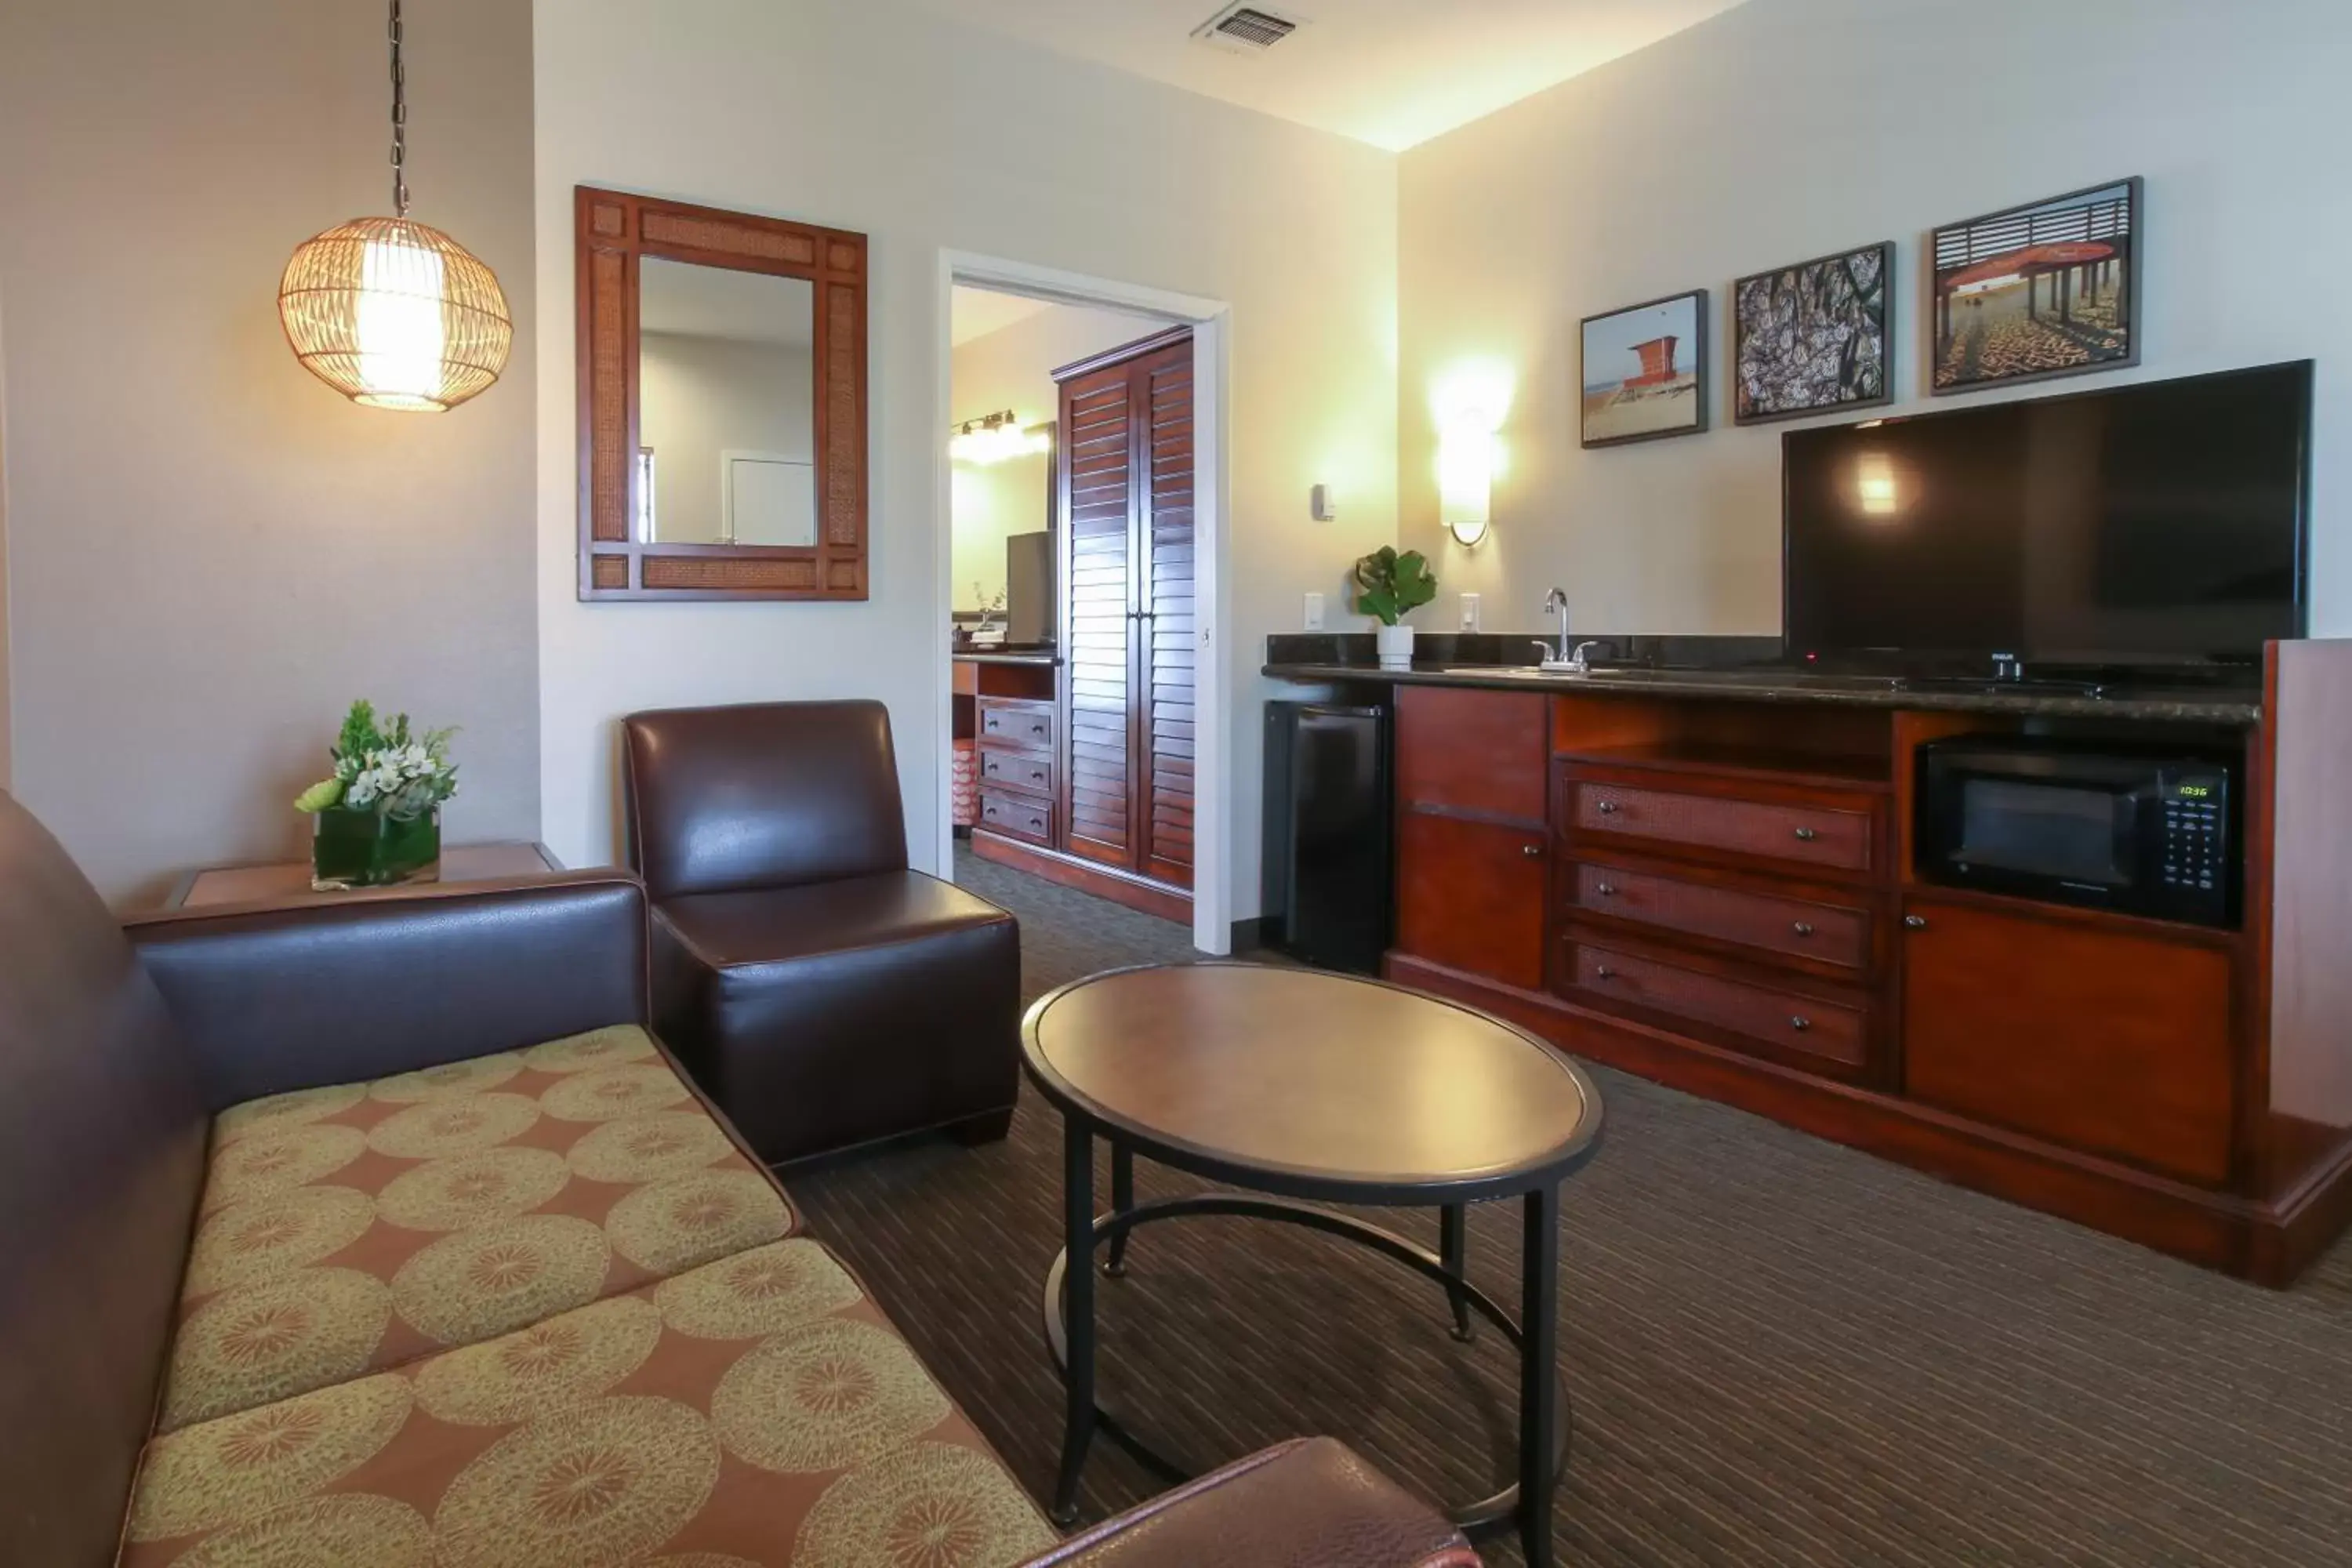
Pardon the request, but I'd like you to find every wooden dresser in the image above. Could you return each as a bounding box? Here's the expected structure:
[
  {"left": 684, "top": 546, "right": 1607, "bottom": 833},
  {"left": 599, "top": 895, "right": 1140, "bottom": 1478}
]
[{"left": 1370, "top": 645, "right": 2352, "bottom": 1286}]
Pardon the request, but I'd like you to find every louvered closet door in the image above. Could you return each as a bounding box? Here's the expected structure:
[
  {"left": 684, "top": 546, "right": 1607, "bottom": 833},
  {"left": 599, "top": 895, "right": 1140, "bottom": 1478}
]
[
  {"left": 1058, "top": 363, "right": 1138, "bottom": 870},
  {"left": 1136, "top": 343, "right": 1196, "bottom": 889}
]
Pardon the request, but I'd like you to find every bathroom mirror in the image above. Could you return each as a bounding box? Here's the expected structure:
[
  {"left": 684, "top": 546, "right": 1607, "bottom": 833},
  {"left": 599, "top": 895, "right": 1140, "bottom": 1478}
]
[{"left": 575, "top": 187, "right": 867, "bottom": 600}]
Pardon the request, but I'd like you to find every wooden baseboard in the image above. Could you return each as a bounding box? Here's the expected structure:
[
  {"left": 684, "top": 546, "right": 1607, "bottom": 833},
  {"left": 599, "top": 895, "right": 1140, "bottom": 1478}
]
[
  {"left": 970, "top": 831, "right": 1192, "bottom": 923},
  {"left": 1385, "top": 951, "right": 2348, "bottom": 1287}
]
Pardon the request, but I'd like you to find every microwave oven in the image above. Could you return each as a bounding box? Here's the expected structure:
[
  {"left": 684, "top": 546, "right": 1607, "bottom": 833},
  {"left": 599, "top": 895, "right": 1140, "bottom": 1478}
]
[{"left": 1915, "top": 738, "right": 2237, "bottom": 927}]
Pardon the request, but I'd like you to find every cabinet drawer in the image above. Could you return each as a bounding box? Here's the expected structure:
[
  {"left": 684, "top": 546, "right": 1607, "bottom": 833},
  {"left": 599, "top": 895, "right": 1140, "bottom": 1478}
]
[
  {"left": 978, "top": 699, "right": 1054, "bottom": 752},
  {"left": 978, "top": 747, "right": 1054, "bottom": 798},
  {"left": 1566, "top": 938, "right": 1869, "bottom": 1069},
  {"left": 978, "top": 788, "right": 1054, "bottom": 845},
  {"left": 1570, "top": 779, "right": 1875, "bottom": 875},
  {"left": 1570, "top": 862, "right": 1871, "bottom": 973}
]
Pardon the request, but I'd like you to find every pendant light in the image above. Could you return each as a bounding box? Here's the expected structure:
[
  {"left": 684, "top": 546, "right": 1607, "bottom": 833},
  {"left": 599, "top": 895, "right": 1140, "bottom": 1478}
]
[{"left": 278, "top": 0, "right": 511, "bottom": 412}]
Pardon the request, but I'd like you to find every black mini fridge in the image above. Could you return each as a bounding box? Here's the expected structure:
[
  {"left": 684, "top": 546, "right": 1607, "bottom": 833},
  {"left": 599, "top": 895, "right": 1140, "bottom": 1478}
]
[{"left": 1261, "top": 702, "right": 1390, "bottom": 975}]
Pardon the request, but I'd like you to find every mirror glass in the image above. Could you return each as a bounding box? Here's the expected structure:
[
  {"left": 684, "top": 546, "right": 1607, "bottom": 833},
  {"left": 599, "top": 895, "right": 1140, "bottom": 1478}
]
[{"left": 636, "top": 256, "right": 817, "bottom": 546}]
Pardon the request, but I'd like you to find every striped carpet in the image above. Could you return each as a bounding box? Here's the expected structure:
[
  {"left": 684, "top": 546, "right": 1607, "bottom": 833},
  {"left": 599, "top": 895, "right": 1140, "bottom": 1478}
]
[{"left": 783, "top": 849, "right": 2352, "bottom": 1566}]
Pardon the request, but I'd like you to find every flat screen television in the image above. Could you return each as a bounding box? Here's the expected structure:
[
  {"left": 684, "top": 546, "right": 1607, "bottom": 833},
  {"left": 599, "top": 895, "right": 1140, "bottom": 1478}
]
[{"left": 1783, "top": 361, "right": 2311, "bottom": 673}]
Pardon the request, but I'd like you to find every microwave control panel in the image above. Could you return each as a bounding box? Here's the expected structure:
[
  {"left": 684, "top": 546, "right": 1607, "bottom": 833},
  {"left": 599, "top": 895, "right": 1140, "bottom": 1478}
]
[{"left": 2158, "top": 773, "right": 2229, "bottom": 898}]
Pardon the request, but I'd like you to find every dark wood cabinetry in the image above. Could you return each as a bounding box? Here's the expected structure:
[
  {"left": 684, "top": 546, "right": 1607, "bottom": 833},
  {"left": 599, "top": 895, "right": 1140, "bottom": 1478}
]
[
  {"left": 969, "top": 331, "right": 1196, "bottom": 923},
  {"left": 1900, "top": 895, "right": 2236, "bottom": 1185},
  {"left": 1377, "top": 646, "right": 2352, "bottom": 1285}
]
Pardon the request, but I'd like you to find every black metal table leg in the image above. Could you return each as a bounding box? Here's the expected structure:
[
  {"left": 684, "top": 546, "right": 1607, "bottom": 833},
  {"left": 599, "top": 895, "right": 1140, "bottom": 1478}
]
[
  {"left": 1439, "top": 1203, "right": 1473, "bottom": 1341},
  {"left": 1052, "top": 1116, "right": 1097, "bottom": 1526},
  {"left": 1104, "top": 1142, "right": 1135, "bottom": 1277},
  {"left": 1519, "top": 1181, "right": 1562, "bottom": 1568}
]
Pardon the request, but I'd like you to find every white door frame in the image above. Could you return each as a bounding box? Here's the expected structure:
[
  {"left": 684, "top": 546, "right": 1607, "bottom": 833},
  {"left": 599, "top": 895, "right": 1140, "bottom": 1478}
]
[{"left": 935, "top": 250, "right": 1233, "bottom": 955}]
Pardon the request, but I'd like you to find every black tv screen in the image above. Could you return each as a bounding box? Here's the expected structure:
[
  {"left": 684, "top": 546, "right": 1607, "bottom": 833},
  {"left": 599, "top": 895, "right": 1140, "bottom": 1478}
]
[{"left": 1783, "top": 361, "right": 2310, "bottom": 670}]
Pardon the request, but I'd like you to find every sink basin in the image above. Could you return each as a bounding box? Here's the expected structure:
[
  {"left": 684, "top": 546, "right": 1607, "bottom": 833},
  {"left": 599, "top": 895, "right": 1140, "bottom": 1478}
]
[{"left": 1432, "top": 663, "right": 1643, "bottom": 679}]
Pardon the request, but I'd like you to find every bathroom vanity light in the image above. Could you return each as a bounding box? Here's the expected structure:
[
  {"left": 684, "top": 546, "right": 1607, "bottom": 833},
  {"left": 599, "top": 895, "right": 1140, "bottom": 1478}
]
[
  {"left": 949, "top": 411, "right": 1048, "bottom": 464},
  {"left": 278, "top": 0, "right": 512, "bottom": 412}
]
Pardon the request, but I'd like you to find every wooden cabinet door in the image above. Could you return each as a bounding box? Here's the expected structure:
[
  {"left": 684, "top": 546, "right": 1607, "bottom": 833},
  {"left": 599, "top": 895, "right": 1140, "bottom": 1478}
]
[
  {"left": 1056, "top": 331, "right": 1194, "bottom": 888},
  {"left": 1137, "top": 342, "right": 1195, "bottom": 888},
  {"left": 1058, "top": 362, "right": 1137, "bottom": 871},
  {"left": 1395, "top": 811, "right": 1550, "bottom": 989},
  {"left": 1901, "top": 895, "right": 2237, "bottom": 1185}
]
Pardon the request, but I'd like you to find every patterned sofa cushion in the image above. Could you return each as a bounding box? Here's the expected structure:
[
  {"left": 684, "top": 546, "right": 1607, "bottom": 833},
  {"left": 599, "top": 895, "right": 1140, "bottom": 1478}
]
[
  {"left": 123, "top": 1238, "right": 1058, "bottom": 1568},
  {"left": 159, "top": 1027, "right": 797, "bottom": 1432}
]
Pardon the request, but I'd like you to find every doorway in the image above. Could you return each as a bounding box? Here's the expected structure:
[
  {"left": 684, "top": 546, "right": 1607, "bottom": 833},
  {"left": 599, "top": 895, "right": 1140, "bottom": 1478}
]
[{"left": 935, "top": 253, "right": 1231, "bottom": 953}]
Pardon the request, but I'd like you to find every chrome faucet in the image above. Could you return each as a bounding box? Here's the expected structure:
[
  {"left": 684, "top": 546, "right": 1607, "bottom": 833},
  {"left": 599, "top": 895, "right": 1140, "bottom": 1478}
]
[{"left": 1532, "top": 587, "right": 1595, "bottom": 672}]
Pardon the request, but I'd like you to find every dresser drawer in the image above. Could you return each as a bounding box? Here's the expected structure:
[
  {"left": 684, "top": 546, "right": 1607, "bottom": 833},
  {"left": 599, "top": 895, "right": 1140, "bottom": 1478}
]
[
  {"left": 978, "top": 747, "right": 1054, "bottom": 799},
  {"left": 1565, "top": 938, "right": 1869, "bottom": 1069},
  {"left": 1570, "top": 779, "right": 1875, "bottom": 876},
  {"left": 978, "top": 699, "right": 1054, "bottom": 752},
  {"left": 1570, "top": 862, "right": 1872, "bottom": 974},
  {"left": 978, "top": 788, "right": 1054, "bottom": 845}
]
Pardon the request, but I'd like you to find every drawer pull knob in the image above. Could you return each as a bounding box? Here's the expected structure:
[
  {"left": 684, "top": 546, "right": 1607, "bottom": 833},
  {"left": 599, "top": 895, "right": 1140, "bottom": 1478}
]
[
  {"left": 1790, "top": 1015, "right": 1812, "bottom": 1033},
  {"left": 1595, "top": 882, "right": 1618, "bottom": 898},
  {"left": 1904, "top": 914, "right": 1929, "bottom": 930},
  {"left": 1791, "top": 921, "right": 1815, "bottom": 938},
  {"left": 1522, "top": 843, "right": 1542, "bottom": 858},
  {"left": 1595, "top": 800, "right": 1620, "bottom": 815},
  {"left": 1792, "top": 826, "right": 1819, "bottom": 841},
  {"left": 1593, "top": 964, "right": 1617, "bottom": 981}
]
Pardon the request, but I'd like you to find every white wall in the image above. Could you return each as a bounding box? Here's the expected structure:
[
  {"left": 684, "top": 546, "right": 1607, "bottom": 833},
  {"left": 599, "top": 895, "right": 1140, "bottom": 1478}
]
[
  {"left": 1398, "top": 0, "right": 2352, "bottom": 638},
  {"left": 950, "top": 301, "right": 1159, "bottom": 614},
  {"left": 535, "top": 0, "right": 1399, "bottom": 909},
  {"left": 0, "top": 0, "right": 539, "bottom": 903},
  {"left": 640, "top": 333, "right": 815, "bottom": 543}
]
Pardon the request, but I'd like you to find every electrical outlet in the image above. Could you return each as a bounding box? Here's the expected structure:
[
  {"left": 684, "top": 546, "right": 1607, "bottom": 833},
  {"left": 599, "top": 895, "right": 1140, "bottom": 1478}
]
[
  {"left": 1303, "top": 591, "right": 1325, "bottom": 631},
  {"left": 1459, "top": 593, "right": 1481, "bottom": 631}
]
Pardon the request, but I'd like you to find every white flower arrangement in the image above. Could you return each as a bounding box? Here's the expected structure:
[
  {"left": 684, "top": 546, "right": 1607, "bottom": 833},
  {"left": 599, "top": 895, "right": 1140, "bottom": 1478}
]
[{"left": 295, "top": 700, "right": 460, "bottom": 819}]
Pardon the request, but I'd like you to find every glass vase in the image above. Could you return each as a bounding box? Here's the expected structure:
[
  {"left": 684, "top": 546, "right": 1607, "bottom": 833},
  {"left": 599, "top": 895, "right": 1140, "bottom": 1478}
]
[{"left": 311, "top": 807, "right": 441, "bottom": 891}]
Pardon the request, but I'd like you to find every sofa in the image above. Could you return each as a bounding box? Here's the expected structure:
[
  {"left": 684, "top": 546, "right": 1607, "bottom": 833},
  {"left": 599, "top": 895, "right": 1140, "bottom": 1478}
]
[
  {"left": 624, "top": 700, "right": 1024, "bottom": 1165},
  {"left": 0, "top": 789, "right": 1477, "bottom": 1567}
]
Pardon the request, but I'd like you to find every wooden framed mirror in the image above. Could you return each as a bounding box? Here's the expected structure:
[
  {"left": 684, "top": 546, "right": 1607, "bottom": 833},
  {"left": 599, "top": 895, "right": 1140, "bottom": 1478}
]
[{"left": 575, "top": 187, "right": 868, "bottom": 601}]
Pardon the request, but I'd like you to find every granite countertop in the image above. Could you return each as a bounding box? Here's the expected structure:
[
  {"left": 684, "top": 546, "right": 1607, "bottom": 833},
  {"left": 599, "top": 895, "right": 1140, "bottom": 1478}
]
[
  {"left": 953, "top": 649, "right": 1062, "bottom": 667},
  {"left": 1261, "top": 660, "right": 2263, "bottom": 725}
]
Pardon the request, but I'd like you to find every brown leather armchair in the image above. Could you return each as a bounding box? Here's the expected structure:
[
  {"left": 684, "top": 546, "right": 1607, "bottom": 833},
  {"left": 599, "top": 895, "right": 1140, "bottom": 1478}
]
[{"left": 622, "top": 699, "right": 1025, "bottom": 1165}]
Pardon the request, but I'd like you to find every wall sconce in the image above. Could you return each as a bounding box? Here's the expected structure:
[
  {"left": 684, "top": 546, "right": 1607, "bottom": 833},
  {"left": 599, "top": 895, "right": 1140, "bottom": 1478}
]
[
  {"left": 1439, "top": 424, "right": 1497, "bottom": 547},
  {"left": 949, "top": 410, "right": 1050, "bottom": 465}
]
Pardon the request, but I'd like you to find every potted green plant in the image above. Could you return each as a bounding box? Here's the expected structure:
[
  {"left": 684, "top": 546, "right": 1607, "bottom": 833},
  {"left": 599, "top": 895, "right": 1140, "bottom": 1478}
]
[
  {"left": 294, "top": 700, "right": 460, "bottom": 889},
  {"left": 1352, "top": 546, "right": 1439, "bottom": 670}
]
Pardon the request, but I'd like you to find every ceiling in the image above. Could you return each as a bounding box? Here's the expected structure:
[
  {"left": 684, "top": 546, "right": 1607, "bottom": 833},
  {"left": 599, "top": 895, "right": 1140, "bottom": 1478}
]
[
  {"left": 887, "top": 0, "right": 1751, "bottom": 151},
  {"left": 951, "top": 287, "right": 1055, "bottom": 346},
  {"left": 641, "top": 256, "right": 814, "bottom": 348}
]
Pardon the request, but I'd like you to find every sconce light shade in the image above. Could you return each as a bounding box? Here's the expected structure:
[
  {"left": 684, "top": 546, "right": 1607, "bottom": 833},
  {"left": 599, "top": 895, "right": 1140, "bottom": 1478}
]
[
  {"left": 1439, "top": 426, "right": 1495, "bottom": 548},
  {"left": 279, "top": 217, "right": 513, "bottom": 412}
]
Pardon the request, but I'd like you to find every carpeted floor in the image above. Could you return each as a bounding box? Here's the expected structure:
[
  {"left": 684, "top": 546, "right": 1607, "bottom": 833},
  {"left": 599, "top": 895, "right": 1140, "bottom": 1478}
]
[{"left": 784, "top": 848, "right": 2352, "bottom": 1566}]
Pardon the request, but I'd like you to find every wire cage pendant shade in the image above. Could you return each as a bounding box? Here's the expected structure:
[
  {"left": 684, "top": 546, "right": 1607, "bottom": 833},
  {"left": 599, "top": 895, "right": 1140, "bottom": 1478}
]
[
  {"left": 279, "top": 217, "right": 510, "bottom": 412},
  {"left": 278, "top": 0, "right": 510, "bottom": 412}
]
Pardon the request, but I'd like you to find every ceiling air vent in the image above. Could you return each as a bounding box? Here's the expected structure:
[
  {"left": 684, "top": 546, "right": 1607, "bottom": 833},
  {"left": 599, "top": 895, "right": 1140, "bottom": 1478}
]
[{"left": 1192, "top": 3, "right": 1305, "bottom": 54}]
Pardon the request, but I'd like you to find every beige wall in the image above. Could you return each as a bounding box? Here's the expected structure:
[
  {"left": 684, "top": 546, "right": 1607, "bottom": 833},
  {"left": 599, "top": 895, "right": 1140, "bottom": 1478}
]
[
  {"left": 0, "top": 276, "right": 12, "bottom": 793},
  {"left": 0, "top": 0, "right": 539, "bottom": 903},
  {"left": 951, "top": 301, "right": 1160, "bottom": 615},
  {"left": 536, "top": 0, "right": 1400, "bottom": 919},
  {"left": 1399, "top": 0, "right": 2352, "bottom": 638}
]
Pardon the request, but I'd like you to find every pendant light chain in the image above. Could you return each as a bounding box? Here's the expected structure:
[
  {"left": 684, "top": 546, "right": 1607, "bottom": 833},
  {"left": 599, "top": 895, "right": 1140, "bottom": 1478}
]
[{"left": 388, "top": 0, "right": 409, "bottom": 217}]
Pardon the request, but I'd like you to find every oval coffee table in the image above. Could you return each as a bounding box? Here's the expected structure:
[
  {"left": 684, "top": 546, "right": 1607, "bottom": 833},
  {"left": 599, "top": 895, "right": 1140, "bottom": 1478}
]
[{"left": 1022, "top": 961, "right": 1603, "bottom": 1568}]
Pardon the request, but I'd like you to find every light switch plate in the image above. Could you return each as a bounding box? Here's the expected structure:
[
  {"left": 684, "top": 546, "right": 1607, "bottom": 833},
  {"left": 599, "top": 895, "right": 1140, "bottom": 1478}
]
[
  {"left": 1459, "top": 592, "right": 1481, "bottom": 630},
  {"left": 1303, "top": 591, "right": 1325, "bottom": 631}
]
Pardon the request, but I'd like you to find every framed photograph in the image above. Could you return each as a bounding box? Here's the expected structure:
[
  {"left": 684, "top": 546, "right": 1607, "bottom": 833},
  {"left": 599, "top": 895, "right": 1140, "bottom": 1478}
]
[
  {"left": 1930, "top": 176, "right": 2142, "bottom": 394},
  {"left": 1733, "top": 241, "right": 1893, "bottom": 424},
  {"left": 1581, "top": 289, "right": 1708, "bottom": 448}
]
